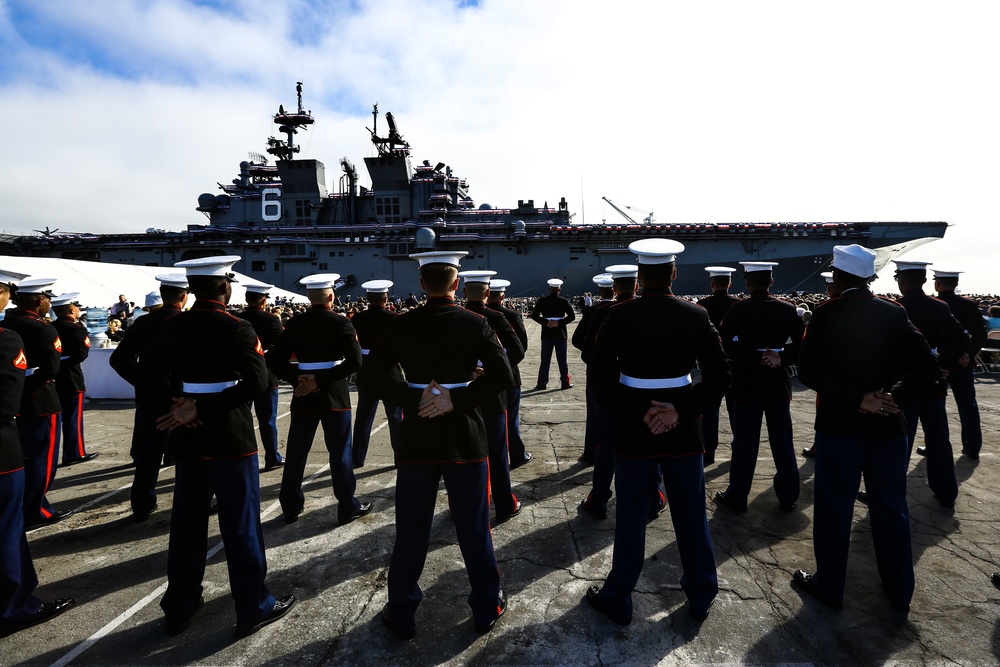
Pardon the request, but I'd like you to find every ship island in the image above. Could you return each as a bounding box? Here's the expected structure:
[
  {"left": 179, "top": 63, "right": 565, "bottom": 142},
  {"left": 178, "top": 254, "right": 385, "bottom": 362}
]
[{"left": 0, "top": 84, "right": 947, "bottom": 297}]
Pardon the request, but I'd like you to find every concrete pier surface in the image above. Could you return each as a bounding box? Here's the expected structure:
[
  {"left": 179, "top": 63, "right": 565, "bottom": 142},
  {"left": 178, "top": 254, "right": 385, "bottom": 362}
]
[{"left": 3, "top": 318, "right": 999, "bottom": 666}]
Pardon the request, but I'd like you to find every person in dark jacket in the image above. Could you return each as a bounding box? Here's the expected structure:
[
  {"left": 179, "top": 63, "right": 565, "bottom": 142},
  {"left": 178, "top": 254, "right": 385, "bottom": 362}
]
[
  {"left": 50, "top": 293, "right": 97, "bottom": 466},
  {"left": 238, "top": 281, "right": 285, "bottom": 471},
  {"left": 696, "top": 266, "right": 739, "bottom": 465},
  {"left": 529, "top": 279, "right": 575, "bottom": 390},
  {"left": 572, "top": 273, "right": 614, "bottom": 466},
  {"left": 792, "top": 245, "right": 940, "bottom": 612},
  {"left": 487, "top": 278, "right": 531, "bottom": 468}
]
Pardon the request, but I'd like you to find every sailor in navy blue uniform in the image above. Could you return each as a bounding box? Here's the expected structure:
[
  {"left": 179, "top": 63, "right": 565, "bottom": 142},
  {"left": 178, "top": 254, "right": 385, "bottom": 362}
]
[
  {"left": 793, "top": 245, "right": 939, "bottom": 612},
  {"left": 696, "top": 266, "right": 739, "bottom": 466},
  {"left": 360, "top": 251, "right": 512, "bottom": 638},
  {"left": 587, "top": 239, "right": 730, "bottom": 624},
  {"left": 4, "top": 278, "right": 70, "bottom": 528},
  {"left": 802, "top": 271, "right": 838, "bottom": 459},
  {"left": 572, "top": 273, "right": 615, "bottom": 466},
  {"left": 238, "top": 281, "right": 285, "bottom": 471},
  {"left": 529, "top": 278, "right": 575, "bottom": 390},
  {"left": 267, "top": 273, "right": 369, "bottom": 525},
  {"left": 50, "top": 292, "right": 97, "bottom": 466},
  {"left": 0, "top": 277, "right": 75, "bottom": 637},
  {"left": 715, "top": 261, "right": 805, "bottom": 512},
  {"left": 893, "top": 260, "right": 970, "bottom": 508},
  {"left": 351, "top": 279, "right": 402, "bottom": 468},
  {"left": 143, "top": 256, "right": 295, "bottom": 637},
  {"left": 111, "top": 273, "right": 189, "bottom": 521},
  {"left": 933, "top": 268, "right": 987, "bottom": 459},
  {"left": 487, "top": 278, "right": 532, "bottom": 468},
  {"left": 460, "top": 270, "right": 525, "bottom": 522}
]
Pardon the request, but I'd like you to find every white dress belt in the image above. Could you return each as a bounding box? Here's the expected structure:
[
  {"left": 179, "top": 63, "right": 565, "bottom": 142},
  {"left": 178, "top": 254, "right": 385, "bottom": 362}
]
[
  {"left": 183, "top": 380, "right": 239, "bottom": 394},
  {"left": 756, "top": 347, "right": 784, "bottom": 353},
  {"left": 619, "top": 373, "right": 692, "bottom": 389},
  {"left": 407, "top": 381, "right": 472, "bottom": 390},
  {"left": 60, "top": 355, "right": 70, "bottom": 361},
  {"left": 25, "top": 367, "right": 39, "bottom": 377},
  {"left": 360, "top": 348, "right": 371, "bottom": 356},
  {"left": 545, "top": 317, "right": 563, "bottom": 321},
  {"left": 298, "top": 360, "right": 343, "bottom": 370}
]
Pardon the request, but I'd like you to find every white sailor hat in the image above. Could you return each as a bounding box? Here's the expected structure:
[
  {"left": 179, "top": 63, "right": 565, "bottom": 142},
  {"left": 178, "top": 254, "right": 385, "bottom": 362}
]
[
  {"left": 143, "top": 291, "right": 163, "bottom": 309},
  {"left": 154, "top": 273, "right": 189, "bottom": 289},
  {"left": 740, "top": 261, "right": 778, "bottom": 273},
  {"left": 832, "top": 244, "right": 876, "bottom": 279},
  {"left": 0, "top": 272, "right": 21, "bottom": 288},
  {"left": 489, "top": 279, "right": 511, "bottom": 292},
  {"left": 15, "top": 278, "right": 58, "bottom": 295},
  {"left": 243, "top": 280, "right": 275, "bottom": 295},
  {"left": 410, "top": 251, "right": 467, "bottom": 268},
  {"left": 820, "top": 271, "right": 834, "bottom": 284},
  {"left": 50, "top": 292, "right": 81, "bottom": 307},
  {"left": 547, "top": 278, "right": 564, "bottom": 287},
  {"left": 605, "top": 264, "right": 639, "bottom": 279},
  {"left": 705, "top": 266, "right": 737, "bottom": 277},
  {"left": 174, "top": 255, "right": 241, "bottom": 280},
  {"left": 592, "top": 273, "right": 614, "bottom": 288},
  {"left": 458, "top": 270, "right": 497, "bottom": 284},
  {"left": 299, "top": 273, "right": 341, "bottom": 290},
  {"left": 362, "top": 279, "right": 393, "bottom": 293},
  {"left": 892, "top": 260, "right": 931, "bottom": 274},
  {"left": 932, "top": 268, "right": 963, "bottom": 279},
  {"left": 629, "top": 238, "right": 684, "bottom": 264}
]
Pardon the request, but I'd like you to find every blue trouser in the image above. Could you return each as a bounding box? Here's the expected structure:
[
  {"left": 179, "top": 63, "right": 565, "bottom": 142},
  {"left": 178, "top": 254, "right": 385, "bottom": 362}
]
[
  {"left": 483, "top": 410, "right": 516, "bottom": 518},
  {"left": 586, "top": 404, "right": 665, "bottom": 512},
  {"left": 582, "top": 385, "right": 599, "bottom": 464},
  {"left": 58, "top": 390, "right": 88, "bottom": 463},
  {"left": 505, "top": 387, "right": 528, "bottom": 464},
  {"left": 599, "top": 454, "right": 718, "bottom": 623},
  {"left": 17, "top": 414, "right": 61, "bottom": 525},
  {"left": 948, "top": 366, "right": 981, "bottom": 456},
  {"left": 537, "top": 338, "right": 570, "bottom": 388},
  {"left": 701, "top": 395, "right": 731, "bottom": 458},
  {"left": 725, "top": 399, "right": 800, "bottom": 508},
  {"left": 811, "top": 431, "right": 913, "bottom": 608},
  {"left": 279, "top": 410, "right": 360, "bottom": 522},
  {"left": 385, "top": 460, "right": 500, "bottom": 634},
  {"left": 0, "top": 468, "right": 43, "bottom": 634},
  {"left": 130, "top": 403, "right": 171, "bottom": 516},
  {"left": 160, "top": 455, "right": 275, "bottom": 630},
  {"left": 352, "top": 385, "right": 401, "bottom": 468},
  {"left": 252, "top": 387, "right": 283, "bottom": 467},
  {"left": 903, "top": 395, "right": 957, "bottom": 504}
]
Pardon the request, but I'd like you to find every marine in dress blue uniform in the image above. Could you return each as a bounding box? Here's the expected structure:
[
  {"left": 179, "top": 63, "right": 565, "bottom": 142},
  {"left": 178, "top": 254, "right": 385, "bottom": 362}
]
[
  {"left": 933, "top": 269, "right": 987, "bottom": 459},
  {"left": 487, "top": 279, "right": 532, "bottom": 468},
  {"left": 587, "top": 239, "right": 730, "bottom": 624},
  {"left": 460, "top": 270, "right": 525, "bottom": 522},
  {"left": 893, "top": 260, "right": 970, "bottom": 508},
  {"left": 350, "top": 279, "right": 403, "bottom": 469},
  {"left": 715, "top": 262, "right": 805, "bottom": 512},
  {"left": 0, "top": 277, "right": 75, "bottom": 637},
  {"left": 266, "top": 273, "right": 369, "bottom": 525},
  {"left": 793, "top": 245, "right": 940, "bottom": 612},
  {"left": 50, "top": 293, "right": 97, "bottom": 466},
  {"left": 238, "top": 281, "right": 285, "bottom": 471},
  {"left": 529, "top": 279, "right": 575, "bottom": 390},
  {"left": 110, "top": 273, "right": 189, "bottom": 521},
  {"left": 695, "top": 266, "right": 739, "bottom": 465},
  {"left": 572, "top": 273, "right": 614, "bottom": 466},
  {"left": 142, "top": 256, "right": 294, "bottom": 637},
  {"left": 802, "top": 272, "right": 838, "bottom": 459},
  {"left": 359, "top": 251, "right": 513, "bottom": 638},
  {"left": 3, "top": 278, "right": 69, "bottom": 528}
]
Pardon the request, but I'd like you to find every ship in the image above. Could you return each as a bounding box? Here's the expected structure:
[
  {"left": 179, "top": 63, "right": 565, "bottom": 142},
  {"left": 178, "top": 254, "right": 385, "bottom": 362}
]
[{"left": 1, "top": 84, "right": 947, "bottom": 297}]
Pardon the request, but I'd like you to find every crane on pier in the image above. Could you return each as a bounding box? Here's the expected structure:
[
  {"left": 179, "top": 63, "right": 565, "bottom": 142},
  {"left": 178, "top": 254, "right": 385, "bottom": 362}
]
[{"left": 601, "top": 197, "right": 655, "bottom": 224}]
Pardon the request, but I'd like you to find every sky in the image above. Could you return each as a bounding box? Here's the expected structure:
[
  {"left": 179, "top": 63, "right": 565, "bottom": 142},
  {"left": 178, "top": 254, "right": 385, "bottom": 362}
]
[{"left": 1, "top": 0, "right": 998, "bottom": 294}]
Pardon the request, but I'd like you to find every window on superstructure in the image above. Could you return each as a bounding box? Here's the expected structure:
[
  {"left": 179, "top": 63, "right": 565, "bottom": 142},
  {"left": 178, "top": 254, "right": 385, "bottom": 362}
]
[
  {"left": 376, "top": 196, "right": 402, "bottom": 224},
  {"left": 319, "top": 262, "right": 328, "bottom": 270},
  {"left": 252, "top": 261, "right": 266, "bottom": 272},
  {"left": 296, "top": 200, "right": 310, "bottom": 224}
]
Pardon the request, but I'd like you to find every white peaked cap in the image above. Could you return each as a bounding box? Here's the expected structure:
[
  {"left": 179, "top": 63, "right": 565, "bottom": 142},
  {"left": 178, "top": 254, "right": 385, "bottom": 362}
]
[
  {"left": 592, "top": 273, "right": 614, "bottom": 287},
  {"left": 50, "top": 292, "right": 81, "bottom": 307},
  {"left": 605, "top": 264, "right": 639, "bottom": 279},
  {"left": 740, "top": 261, "right": 779, "bottom": 273},
  {"left": 458, "top": 270, "right": 497, "bottom": 284},
  {"left": 832, "top": 244, "right": 876, "bottom": 279},
  {"left": 243, "top": 280, "right": 275, "bottom": 295},
  {"left": 892, "top": 260, "right": 932, "bottom": 273},
  {"left": 489, "top": 279, "right": 511, "bottom": 292},
  {"left": 299, "top": 273, "right": 341, "bottom": 290},
  {"left": 155, "top": 274, "right": 189, "bottom": 289},
  {"left": 705, "top": 266, "right": 736, "bottom": 277},
  {"left": 362, "top": 279, "right": 394, "bottom": 293},
  {"left": 932, "top": 268, "right": 963, "bottom": 279},
  {"left": 15, "top": 278, "right": 58, "bottom": 295},
  {"left": 144, "top": 291, "right": 163, "bottom": 308},
  {"left": 547, "top": 278, "right": 564, "bottom": 287},
  {"left": 410, "top": 251, "right": 467, "bottom": 268},
  {"left": 820, "top": 271, "right": 834, "bottom": 284},
  {"left": 174, "top": 255, "right": 241, "bottom": 279},
  {"left": 629, "top": 238, "right": 684, "bottom": 264}
]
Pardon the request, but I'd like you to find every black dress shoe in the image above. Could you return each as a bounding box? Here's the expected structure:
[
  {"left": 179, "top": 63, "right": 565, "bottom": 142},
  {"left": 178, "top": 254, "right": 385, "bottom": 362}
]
[
  {"left": 0, "top": 598, "right": 76, "bottom": 637},
  {"left": 991, "top": 572, "right": 1000, "bottom": 590},
  {"left": 561, "top": 383, "right": 573, "bottom": 390},
  {"left": 165, "top": 596, "right": 204, "bottom": 636},
  {"left": 688, "top": 601, "right": 712, "bottom": 622},
  {"left": 585, "top": 586, "right": 630, "bottom": 625},
  {"left": 791, "top": 570, "right": 842, "bottom": 609},
  {"left": 963, "top": 449, "right": 980, "bottom": 460},
  {"left": 208, "top": 501, "right": 219, "bottom": 515},
  {"left": 579, "top": 498, "right": 608, "bottom": 520},
  {"left": 497, "top": 500, "right": 522, "bottom": 524},
  {"left": 578, "top": 456, "right": 595, "bottom": 466},
  {"left": 283, "top": 511, "right": 300, "bottom": 524},
  {"left": 856, "top": 490, "right": 868, "bottom": 505},
  {"left": 933, "top": 494, "right": 956, "bottom": 509},
  {"left": 382, "top": 604, "right": 416, "bottom": 640},
  {"left": 474, "top": 590, "right": 508, "bottom": 633},
  {"left": 703, "top": 452, "right": 715, "bottom": 465},
  {"left": 25, "top": 510, "right": 74, "bottom": 530},
  {"left": 340, "top": 502, "right": 373, "bottom": 526},
  {"left": 531, "top": 385, "right": 547, "bottom": 391},
  {"left": 62, "top": 453, "right": 99, "bottom": 466},
  {"left": 648, "top": 504, "right": 666, "bottom": 522},
  {"left": 236, "top": 595, "right": 296, "bottom": 638},
  {"left": 133, "top": 504, "right": 158, "bottom": 522},
  {"left": 801, "top": 447, "right": 816, "bottom": 459},
  {"left": 509, "top": 452, "right": 533, "bottom": 470},
  {"left": 713, "top": 490, "right": 747, "bottom": 512},
  {"left": 915, "top": 446, "right": 928, "bottom": 457},
  {"left": 262, "top": 460, "right": 285, "bottom": 472},
  {"left": 780, "top": 502, "right": 797, "bottom": 512}
]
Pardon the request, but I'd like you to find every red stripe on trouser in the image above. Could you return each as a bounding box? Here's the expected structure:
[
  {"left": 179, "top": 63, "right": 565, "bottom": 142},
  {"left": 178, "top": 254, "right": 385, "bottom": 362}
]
[
  {"left": 73, "top": 391, "right": 85, "bottom": 457},
  {"left": 40, "top": 414, "right": 59, "bottom": 518},
  {"left": 502, "top": 410, "right": 518, "bottom": 506}
]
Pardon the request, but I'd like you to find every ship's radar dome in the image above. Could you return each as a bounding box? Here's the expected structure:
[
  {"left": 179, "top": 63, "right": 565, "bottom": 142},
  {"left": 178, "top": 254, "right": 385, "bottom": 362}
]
[
  {"left": 197, "top": 193, "right": 217, "bottom": 210},
  {"left": 514, "top": 219, "right": 526, "bottom": 236},
  {"left": 432, "top": 217, "right": 446, "bottom": 228},
  {"left": 479, "top": 203, "right": 493, "bottom": 210},
  {"left": 415, "top": 227, "right": 437, "bottom": 250}
]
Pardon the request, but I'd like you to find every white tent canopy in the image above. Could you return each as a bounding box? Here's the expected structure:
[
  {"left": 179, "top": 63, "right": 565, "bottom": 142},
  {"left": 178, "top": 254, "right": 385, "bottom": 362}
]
[{"left": 0, "top": 256, "right": 308, "bottom": 311}]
